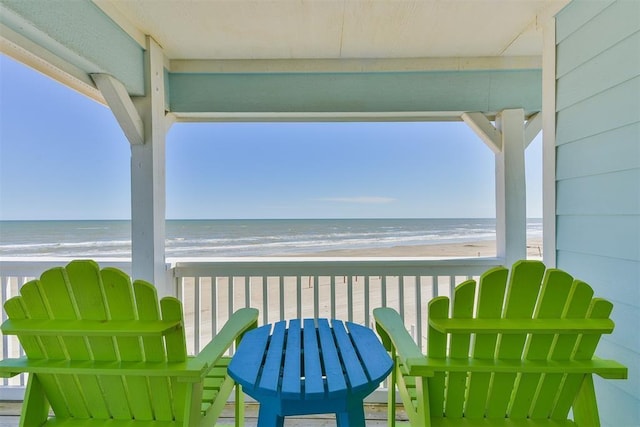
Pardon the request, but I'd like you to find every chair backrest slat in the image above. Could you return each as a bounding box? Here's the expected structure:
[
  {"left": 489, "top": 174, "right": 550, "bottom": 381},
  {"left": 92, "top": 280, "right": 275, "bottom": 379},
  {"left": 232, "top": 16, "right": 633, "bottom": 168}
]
[
  {"left": 22, "top": 273, "right": 94, "bottom": 418},
  {"left": 463, "top": 266, "right": 508, "bottom": 419},
  {"left": 4, "top": 286, "right": 73, "bottom": 418},
  {"left": 487, "top": 261, "right": 545, "bottom": 418},
  {"left": 426, "top": 297, "right": 448, "bottom": 417},
  {"left": 101, "top": 267, "right": 155, "bottom": 420},
  {"left": 444, "top": 280, "right": 475, "bottom": 418},
  {"left": 27, "top": 271, "right": 76, "bottom": 360},
  {"left": 160, "top": 296, "right": 189, "bottom": 422},
  {"left": 508, "top": 268, "right": 573, "bottom": 418},
  {"left": 66, "top": 261, "right": 125, "bottom": 419},
  {"left": 133, "top": 280, "right": 176, "bottom": 421},
  {"left": 66, "top": 261, "right": 117, "bottom": 361}
]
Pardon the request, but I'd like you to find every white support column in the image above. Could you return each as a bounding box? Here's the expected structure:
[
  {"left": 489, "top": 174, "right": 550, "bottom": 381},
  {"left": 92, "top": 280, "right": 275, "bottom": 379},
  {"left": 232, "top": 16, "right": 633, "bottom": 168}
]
[
  {"left": 495, "top": 109, "right": 527, "bottom": 266},
  {"left": 130, "top": 36, "right": 170, "bottom": 296},
  {"left": 542, "top": 17, "right": 557, "bottom": 267}
]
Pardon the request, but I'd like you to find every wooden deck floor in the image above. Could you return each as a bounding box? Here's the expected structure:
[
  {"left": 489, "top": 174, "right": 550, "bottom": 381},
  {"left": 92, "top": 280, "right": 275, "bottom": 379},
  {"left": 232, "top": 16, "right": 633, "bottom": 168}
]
[{"left": 0, "top": 402, "right": 408, "bottom": 426}]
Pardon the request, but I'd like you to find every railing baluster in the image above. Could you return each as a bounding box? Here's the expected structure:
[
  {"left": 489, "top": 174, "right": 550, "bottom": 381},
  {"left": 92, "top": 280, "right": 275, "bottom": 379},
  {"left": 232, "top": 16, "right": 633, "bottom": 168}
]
[
  {"left": 211, "top": 277, "right": 218, "bottom": 337},
  {"left": 449, "top": 274, "right": 456, "bottom": 298},
  {"left": 416, "top": 275, "right": 423, "bottom": 351},
  {"left": 262, "top": 276, "right": 268, "bottom": 325},
  {"left": 364, "top": 276, "right": 370, "bottom": 326},
  {"left": 279, "top": 276, "right": 285, "bottom": 321},
  {"left": 381, "top": 276, "right": 387, "bottom": 307},
  {"left": 330, "top": 276, "right": 336, "bottom": 320},
  {"left": 245, "top": 276, "right": 251, "bottom": 308},
  {"left": 399, "top": 276, "right": 405, "bottom": 321},
  {"left": 228, "top": 276, "right": 234, "bottom": 321},
  {"left": 433, "top": 275, "right": 439, "bottom": 297},
  {"left": 1, "top": 276, "right": 7, "bottom": 387},
  {"left": 296, "top": 276, "right": 302, "bottom": 319},
  {"left": 313, "top": 275, "right": 319, "bottom": 319},
  {"left": 194, "top": 276, "right": 201, "bottom": 352},
  {"left": 347, "top": 276, "right": 353, "bottom": 323}
]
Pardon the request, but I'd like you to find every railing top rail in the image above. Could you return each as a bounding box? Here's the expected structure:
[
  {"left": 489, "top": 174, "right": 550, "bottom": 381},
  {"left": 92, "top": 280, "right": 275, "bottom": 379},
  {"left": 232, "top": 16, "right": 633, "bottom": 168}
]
[
  {"left": 1, "top": 257, "right": 504, "bottom": 279},
  {"left": 0, "top": 259, "right": 134, "bottom": 277},
  {"left": 171, "top": 257, "right": 503, "bottom": 277}
]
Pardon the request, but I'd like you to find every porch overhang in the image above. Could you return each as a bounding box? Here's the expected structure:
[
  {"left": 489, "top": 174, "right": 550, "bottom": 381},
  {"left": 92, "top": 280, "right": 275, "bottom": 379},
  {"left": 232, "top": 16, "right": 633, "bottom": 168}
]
[
  {"left": 0, "top": 0, "right": 570, "bottom": 292},
  {"left": 0, "top": 0, "right": 558, "bottom": 120}
]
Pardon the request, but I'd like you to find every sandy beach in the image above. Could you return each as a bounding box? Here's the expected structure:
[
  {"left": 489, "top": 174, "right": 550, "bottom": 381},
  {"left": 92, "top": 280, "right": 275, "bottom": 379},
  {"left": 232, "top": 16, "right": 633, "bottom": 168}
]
[{"left": 293, "top": 237, "right": 543, "bottom": 259}]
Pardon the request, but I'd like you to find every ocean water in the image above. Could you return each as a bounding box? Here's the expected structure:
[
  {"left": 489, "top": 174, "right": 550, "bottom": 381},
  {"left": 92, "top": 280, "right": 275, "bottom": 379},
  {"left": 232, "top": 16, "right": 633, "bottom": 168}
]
[{"left": 0, "top": 218, "right": 542, "bottom": 258}]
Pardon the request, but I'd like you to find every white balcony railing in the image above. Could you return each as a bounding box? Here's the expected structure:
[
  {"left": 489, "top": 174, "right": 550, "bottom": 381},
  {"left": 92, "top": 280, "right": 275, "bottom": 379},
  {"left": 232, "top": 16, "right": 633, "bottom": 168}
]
[{"left": 0, "top": 257, "right": 502, "bottom": 400}]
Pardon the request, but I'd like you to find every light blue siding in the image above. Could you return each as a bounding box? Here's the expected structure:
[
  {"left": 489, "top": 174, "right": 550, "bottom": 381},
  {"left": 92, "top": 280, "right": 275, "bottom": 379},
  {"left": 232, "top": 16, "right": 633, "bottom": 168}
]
[
  {"left": 557, "top": 251, "right": 639, "bottom": 305},
  {"left": 555, "top": 1, "right": 640, "bottom": 425},
  {"left": 556, "top": 76, "right": 640, "bottom": 144},
  {"left": 556, "top": 32, "right": 640, "bottom": 110},
  {"left": 556, "top": 0, "right": 640, "bottom": 78},
  {"left": 556, "top": 215, "right": 639, "bottom": 260},
  {"left": 556, "top": 169, "right": 640, "bottom": 215},
  {"left": 556, "top": 123, "right": 640, "bottom": 179},
  {"left": 555, "top": 0, "right": 615, "bottom": 43},
  {"left": 593, "top": 379, "right": 640, "bottom": 426}
]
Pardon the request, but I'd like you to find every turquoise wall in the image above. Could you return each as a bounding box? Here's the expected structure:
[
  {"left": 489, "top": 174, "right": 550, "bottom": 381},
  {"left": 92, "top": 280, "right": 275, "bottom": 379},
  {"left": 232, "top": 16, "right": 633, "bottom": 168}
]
[{"left": 555, "top": 1, "right": 639, "bottom": 425}]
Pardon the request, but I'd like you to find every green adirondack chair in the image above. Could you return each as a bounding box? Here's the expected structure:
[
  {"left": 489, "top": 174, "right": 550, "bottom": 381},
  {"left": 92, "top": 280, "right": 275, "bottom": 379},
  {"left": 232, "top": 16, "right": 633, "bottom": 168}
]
[
  {"left": 374, "top": 260, "right": 628, "bottom": 427},
  {"left": 0, "top": 260, "right": 259, "bottom": 427}
]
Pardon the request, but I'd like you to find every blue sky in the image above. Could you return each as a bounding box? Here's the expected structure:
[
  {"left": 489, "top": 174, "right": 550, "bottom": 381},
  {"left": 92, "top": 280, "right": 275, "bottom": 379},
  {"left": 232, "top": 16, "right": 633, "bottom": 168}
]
[{"left": 0, "top": 54, "right": 543, "bottom": 220}]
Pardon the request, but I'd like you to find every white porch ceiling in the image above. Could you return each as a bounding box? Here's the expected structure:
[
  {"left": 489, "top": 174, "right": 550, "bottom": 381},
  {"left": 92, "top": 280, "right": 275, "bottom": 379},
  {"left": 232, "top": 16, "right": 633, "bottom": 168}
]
[
  {"left": 95, "top": 0, "right": 570, "bottom": 62},
  {"left": 0, "top": 0, "right": 570, "bottom": 119}
]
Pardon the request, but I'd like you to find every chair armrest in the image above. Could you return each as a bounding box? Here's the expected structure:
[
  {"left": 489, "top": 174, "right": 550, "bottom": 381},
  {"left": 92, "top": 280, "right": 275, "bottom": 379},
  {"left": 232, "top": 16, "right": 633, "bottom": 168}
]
[
  {"left": 192, "top": 308, "right": 259, "bottom": 375},
  {"left": 1, "top": 319, "right": 182, "bottom": 337},
  {"left": 0, "top": 357, "right": 207, "bottom": 381},
  {"left": 373, "top": 307, "right": 431, "bottom": 377}
]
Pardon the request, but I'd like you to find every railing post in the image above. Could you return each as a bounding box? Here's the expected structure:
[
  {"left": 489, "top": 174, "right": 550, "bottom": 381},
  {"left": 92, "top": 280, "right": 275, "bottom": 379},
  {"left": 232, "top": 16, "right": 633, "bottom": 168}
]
[{"left": 495, "top": 108, "right": 528, "bottom": 266}]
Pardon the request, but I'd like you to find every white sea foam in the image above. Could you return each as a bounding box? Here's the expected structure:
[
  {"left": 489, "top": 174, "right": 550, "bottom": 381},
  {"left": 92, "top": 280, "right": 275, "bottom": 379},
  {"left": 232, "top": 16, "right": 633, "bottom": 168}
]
[{"left": 0, "top": 218, "right": 541, "bottom": 258}]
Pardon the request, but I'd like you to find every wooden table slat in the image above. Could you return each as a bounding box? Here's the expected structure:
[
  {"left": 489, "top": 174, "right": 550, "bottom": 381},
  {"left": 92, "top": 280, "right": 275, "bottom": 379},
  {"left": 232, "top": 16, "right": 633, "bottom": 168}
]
[
  {"left": 316, "top": 319, "right": 347, "bottom": 398},
  {"left": 303, "top": 318, "right": 326, "bottom": 399},
  {"left": 347, "top": 322, "right": 394, "bottom": 382},
  {"left": 281, "top": 319, "right": 302, "bottom": 398},
  {"left": 332, "top": 321, "right": 369, "bottom": 391},
  {"left": 258, "top": 321, "right": 287, "bottom": 394},
  {"left": 228, "top": 324, "right": 271, "bottom": 391}
]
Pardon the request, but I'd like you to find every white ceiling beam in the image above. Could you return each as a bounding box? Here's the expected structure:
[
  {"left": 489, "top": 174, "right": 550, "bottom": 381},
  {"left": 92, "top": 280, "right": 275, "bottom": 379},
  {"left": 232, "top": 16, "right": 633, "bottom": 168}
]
[
  {"left": 91, "top": 73, "right": 144, "bottom": 146},
  {"left": 525, "top": 112, "right": 542, "bottom": 148},
  {"left": 461, "top": 112, "right": 502, "bottom": 153}
]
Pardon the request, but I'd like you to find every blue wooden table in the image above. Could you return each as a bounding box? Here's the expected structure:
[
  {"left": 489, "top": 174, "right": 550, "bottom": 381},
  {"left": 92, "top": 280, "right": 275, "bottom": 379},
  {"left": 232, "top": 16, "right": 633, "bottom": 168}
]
[{"left": 228, "top": 318, "right": 393, "bottom": 427}]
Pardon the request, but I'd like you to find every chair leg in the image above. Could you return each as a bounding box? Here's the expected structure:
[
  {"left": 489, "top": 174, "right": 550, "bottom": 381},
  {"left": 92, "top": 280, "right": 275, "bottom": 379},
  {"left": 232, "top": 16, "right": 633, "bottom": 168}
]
[
  {"left": 256, "top": 405, "right": 284, "bottom": 427},
  {"left": 572, "top": 375, "right": 600, "bottom": 427},
  {"left": 235, "top": 384, "right": 244, "bottom": 427},
  {"left": 21, "top": 375, "right": 50, "bottom": 427},
  {"left": 336, "top": 405, "right": 366, "bottom": 427},
  {"left": 388, "top": 360, "right": 397, "bottom": 427}
]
